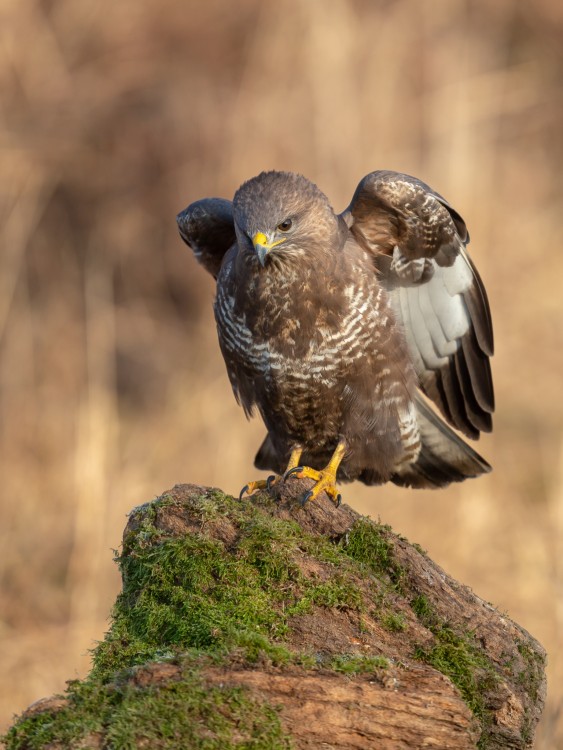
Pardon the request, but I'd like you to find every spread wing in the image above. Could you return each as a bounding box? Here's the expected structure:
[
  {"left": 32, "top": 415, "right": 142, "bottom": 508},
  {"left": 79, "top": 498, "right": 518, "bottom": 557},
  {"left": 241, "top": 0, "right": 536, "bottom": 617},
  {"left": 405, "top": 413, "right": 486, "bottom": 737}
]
[
  {"left": 343, "top": 170, "right": 494, "bottom": 440},
  {"left": 177, "top": 198, "right": 236, "bottom": 278}
]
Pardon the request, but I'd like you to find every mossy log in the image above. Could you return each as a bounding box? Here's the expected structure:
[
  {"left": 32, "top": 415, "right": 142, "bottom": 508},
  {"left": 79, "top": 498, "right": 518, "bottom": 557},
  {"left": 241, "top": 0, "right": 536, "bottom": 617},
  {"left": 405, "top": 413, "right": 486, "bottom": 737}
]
[{"left": 4, "top": 483, "right": 546, "bottom": 749}]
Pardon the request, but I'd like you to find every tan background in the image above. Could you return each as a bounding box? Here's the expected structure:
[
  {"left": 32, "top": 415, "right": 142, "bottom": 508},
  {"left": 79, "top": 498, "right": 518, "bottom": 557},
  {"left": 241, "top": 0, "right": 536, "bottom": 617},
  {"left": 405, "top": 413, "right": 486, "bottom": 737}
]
[{"left": 1, "top": 0, "right": 562, "bottom": 745}]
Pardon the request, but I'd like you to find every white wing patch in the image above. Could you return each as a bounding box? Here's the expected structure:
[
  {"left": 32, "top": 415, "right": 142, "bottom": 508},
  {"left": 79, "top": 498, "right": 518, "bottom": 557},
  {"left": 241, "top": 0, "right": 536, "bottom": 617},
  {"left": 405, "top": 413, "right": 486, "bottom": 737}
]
[{"left": 392, "top": 253, "right": 473, "bottom": 374}]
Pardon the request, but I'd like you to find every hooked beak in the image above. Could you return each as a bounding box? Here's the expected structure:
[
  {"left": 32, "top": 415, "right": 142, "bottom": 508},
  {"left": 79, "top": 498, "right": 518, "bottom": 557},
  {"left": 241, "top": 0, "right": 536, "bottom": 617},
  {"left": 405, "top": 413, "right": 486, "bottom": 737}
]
[{"left": 252, "top": 231, "right": 285, "bottom": 266}]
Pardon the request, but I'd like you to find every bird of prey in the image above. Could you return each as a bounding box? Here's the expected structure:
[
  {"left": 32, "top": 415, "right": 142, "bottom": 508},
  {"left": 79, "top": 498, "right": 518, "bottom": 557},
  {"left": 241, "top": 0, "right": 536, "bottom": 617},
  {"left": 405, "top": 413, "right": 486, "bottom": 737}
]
[{"left": 177, "top": 170, "right": 494, "bottom": 506}]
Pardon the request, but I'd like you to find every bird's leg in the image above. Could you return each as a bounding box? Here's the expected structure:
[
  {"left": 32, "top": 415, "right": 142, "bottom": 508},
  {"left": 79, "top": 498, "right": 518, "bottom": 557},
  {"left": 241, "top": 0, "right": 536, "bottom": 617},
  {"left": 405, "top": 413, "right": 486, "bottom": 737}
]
[
  {"left": 284, "top": 445, "right": 304, "bottom": 473},
  {"left": 284, "top": 439, "right": 346, "bottom": 507},
  {"left": 239, "top": 446, "right": 303, "bottom": 500}
]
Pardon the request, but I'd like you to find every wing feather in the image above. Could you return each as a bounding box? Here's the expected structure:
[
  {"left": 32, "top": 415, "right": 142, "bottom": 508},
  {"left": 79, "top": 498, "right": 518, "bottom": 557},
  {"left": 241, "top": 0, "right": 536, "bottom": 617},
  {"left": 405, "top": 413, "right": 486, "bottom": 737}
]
[
  {"left": 344, "top": 170, "right": 494, "bottom": 439},
  {"left": 460, "top": 332, "right": 495, "bottom": 413},
  {"left": 454, "top": 347, "right": 493, "bottom": 432},
  {"left": 406, "top": 285, "right": 448, "bottom": 369},
  {"left": 176, "top": 197, "right": 236, "bottom": 278},
  {"left": 428, "top": 259, "right": 470, "bottom": 341},
  {"left": 460, "top": 247, "right": 494, "bottom": 357},
  {"left": 418, "top": 282, "right": 457, "bottom": 357}
]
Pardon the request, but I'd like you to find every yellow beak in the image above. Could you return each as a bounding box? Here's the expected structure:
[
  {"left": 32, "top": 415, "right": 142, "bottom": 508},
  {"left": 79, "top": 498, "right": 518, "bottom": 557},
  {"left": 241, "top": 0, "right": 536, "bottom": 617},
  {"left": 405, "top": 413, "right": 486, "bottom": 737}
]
[{"left": 252, "top": 231, "right": 286, "bottom": 266}]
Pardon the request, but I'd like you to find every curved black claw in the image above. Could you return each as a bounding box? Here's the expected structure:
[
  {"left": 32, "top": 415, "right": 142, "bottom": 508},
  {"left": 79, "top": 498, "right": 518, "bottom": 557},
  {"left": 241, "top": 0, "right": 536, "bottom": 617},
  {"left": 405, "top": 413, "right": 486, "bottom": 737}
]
[
  {"left": 284, "top": 466, "right": 304, "bottom": 481},
  {"left": 300, "top": 490, "right": 314, "bottom": 507},
  {"left": 239, "top": 485, "right": 249, "bottom": 501},
  {"left": 266, "top": 475, "right": 277, "bottom": 492},
  {"left": 335, "top": 494, "right": 342, "bottom": 508}
]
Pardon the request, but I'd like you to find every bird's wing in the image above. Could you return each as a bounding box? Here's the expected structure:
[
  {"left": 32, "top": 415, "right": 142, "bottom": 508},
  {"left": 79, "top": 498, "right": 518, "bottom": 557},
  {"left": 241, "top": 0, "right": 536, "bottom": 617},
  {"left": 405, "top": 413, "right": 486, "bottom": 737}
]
[
  {"left": 177, "top": 198, "right": 236, "bottom": 278},
  {"left": 343, "top": 170, "right": 494, "bottom": 439},
  {"left": 177, "top": 198, "right": 258, "bottom": 415}
]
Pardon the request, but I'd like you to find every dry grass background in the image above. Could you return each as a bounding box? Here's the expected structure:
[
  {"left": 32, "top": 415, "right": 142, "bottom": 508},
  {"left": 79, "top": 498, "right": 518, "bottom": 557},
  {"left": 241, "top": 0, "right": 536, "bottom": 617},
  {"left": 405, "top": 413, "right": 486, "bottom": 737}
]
[{"left": 1, "top": 0, "right": 562, "bottom": 745}]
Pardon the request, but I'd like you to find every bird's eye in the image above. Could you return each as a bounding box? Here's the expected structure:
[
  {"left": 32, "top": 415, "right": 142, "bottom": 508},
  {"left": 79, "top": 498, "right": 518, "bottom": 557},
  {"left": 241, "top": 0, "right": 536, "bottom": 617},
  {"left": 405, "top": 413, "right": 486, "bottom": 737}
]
[{"left": 277, "top": 219, "right": 293, "bottom": 232}]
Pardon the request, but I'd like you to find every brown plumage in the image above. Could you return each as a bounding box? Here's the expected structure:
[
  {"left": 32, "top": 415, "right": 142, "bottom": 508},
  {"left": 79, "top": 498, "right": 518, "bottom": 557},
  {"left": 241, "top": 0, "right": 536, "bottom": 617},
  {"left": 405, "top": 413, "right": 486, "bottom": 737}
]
[{"left": 177, "top": 170, "right": 494, "bottom": 502}]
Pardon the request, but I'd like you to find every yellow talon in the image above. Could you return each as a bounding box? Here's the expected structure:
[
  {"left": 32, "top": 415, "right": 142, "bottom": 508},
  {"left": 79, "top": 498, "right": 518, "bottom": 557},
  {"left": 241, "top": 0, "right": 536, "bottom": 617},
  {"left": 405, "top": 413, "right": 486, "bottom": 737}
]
[
  {"left": 239, "top": 442, "right": 346, "bottom": 507},
  {"left": 284, "top": 439, "right": 346, "bottom": 507},
  {"left": 239, "top": 446, "right": 304, "bottom": 500},
  {"left": 239, "top": 479, "right": 271, "bottom": 500}
]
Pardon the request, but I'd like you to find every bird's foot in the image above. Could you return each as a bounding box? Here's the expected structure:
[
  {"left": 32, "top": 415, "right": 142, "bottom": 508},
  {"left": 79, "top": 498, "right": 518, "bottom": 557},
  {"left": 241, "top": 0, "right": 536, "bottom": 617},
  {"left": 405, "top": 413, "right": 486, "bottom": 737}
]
[
  {"left": 239, "top": 445, "right": 304, "bottom": 501},
  {"left": 239, "top": 474, "right": 279, "bottom": 500},
  {"left": 284, "top": 465, "right": 342, "bottom": 507}
]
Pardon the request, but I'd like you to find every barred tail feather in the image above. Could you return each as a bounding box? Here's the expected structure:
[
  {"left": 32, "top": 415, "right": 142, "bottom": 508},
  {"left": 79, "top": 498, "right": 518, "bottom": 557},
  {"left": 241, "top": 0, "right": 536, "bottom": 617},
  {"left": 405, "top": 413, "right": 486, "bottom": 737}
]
[{"left": 391, "top": 394, "right": 491, "bottom": 489}]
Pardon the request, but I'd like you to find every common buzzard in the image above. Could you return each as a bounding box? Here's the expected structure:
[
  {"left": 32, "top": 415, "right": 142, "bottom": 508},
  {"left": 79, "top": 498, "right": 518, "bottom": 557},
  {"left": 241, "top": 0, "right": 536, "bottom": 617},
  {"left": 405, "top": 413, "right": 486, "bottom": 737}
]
[{"left": 177, "top": 171, "right": 494, "bottom": 505}]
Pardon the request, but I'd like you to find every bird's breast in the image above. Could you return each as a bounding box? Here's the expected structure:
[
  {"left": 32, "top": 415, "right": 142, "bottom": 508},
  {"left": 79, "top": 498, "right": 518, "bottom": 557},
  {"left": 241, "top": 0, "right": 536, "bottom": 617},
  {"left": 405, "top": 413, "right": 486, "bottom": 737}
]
[{"left": 215, "top": 272, "right": 396, "bottom": 388}]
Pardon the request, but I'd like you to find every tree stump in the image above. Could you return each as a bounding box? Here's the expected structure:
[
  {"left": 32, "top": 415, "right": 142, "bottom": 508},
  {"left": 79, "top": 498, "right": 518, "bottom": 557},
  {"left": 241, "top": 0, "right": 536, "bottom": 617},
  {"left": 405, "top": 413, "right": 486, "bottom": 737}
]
[{"left": 4, "top": 483, "right": 546, "bottom": 749}]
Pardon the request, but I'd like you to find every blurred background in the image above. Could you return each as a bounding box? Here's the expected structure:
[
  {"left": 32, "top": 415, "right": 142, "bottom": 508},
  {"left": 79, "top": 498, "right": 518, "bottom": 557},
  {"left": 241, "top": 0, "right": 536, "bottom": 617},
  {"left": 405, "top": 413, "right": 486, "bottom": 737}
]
[{"left": 1, "top": 0, "right": 562, "bottom": 745}]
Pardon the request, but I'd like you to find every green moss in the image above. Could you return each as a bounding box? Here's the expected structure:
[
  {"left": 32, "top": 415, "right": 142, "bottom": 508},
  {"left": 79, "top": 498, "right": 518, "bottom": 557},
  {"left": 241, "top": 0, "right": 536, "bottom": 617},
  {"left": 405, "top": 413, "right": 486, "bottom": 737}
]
[
  {"left": 226, "top": 631, "right": 293, "bottom": 666},
  {"left": 329, "top": 653, "right": 389, "bottom": 673},
  {"left": 411, "top": 594, "right": 437, "bottom": 628},
  {"left": 414, "top": 629, "right": 494, "bottom": 718},
  {"left": 306, "top": 577, "right": 364, "bottom": 611},
  {"left": 380, "top": 612, "right": 406, "bottom": 632},
  {"left": 93, "top": 494, "right": 380, "bottom": 681},
  {"left": 342, "top": 518, "right": 405, "bottom": 589},
  {"left": 94, "top": 506, "right": 309, "bottom": 678},
  {"left": 236, "top": 513, "right": 303, "bottom": 584},
  {"left": 516, "top": 641, "right": 545, "bottom": 703},
  {"left": 4, "top": 663, "right": 292, "bottom": 750}
]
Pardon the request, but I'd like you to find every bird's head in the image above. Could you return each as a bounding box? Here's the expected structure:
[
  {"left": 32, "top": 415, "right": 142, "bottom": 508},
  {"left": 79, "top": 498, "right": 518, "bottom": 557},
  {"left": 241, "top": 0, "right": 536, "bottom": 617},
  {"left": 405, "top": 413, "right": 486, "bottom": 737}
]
[{"left": 233, "top": 171, "right": 339, "bottom": 268}]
